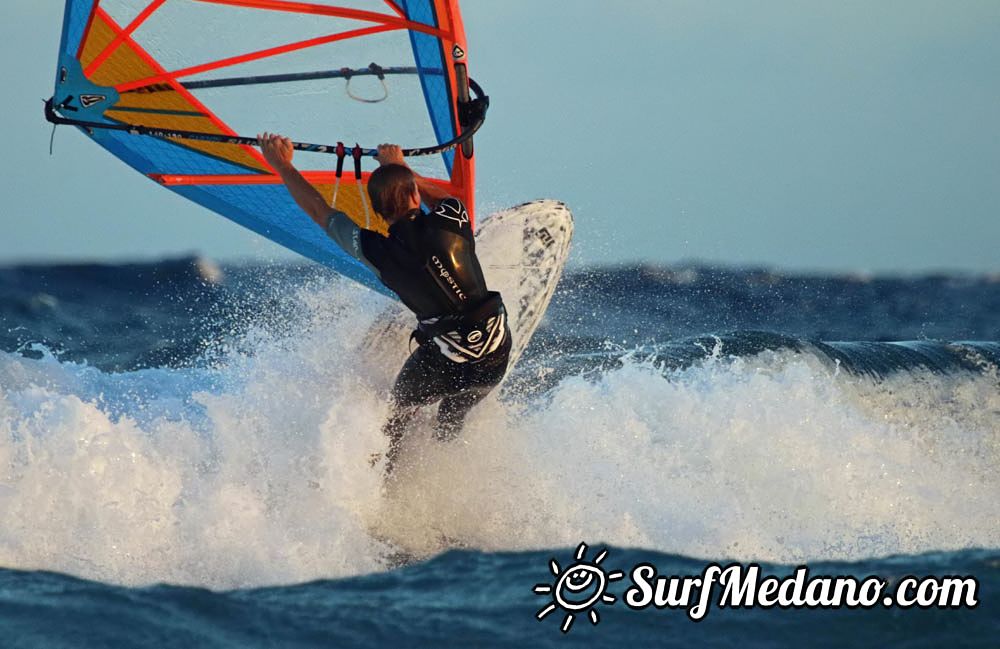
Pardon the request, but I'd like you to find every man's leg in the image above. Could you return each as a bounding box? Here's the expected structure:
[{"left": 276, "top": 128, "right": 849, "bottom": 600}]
[
  {"left": 433, "top": 330, "right": 513, "bottom": 441},
  {"left": 382, "top": 405, "right": 419, "bottom": 476},
  {"left": 383, "top": 344, "right": 451, "bottom": 476},
  {"left": 435, "top": 386, "right": 493, "bottom": 441}
]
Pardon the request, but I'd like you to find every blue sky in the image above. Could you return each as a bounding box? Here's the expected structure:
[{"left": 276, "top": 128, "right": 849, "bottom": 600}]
[{"left": 3, "top": 0, "right": 999, "bottom": 272}]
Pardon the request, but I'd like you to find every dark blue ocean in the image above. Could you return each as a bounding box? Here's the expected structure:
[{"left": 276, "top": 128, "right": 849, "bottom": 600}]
[{"left": 1, "top": 258, "right": 998, "bottom": 647}]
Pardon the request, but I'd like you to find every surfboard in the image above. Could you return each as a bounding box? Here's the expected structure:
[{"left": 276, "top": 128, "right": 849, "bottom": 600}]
[{"left": 362, "top": 199, "right": 573, "bottom": 371}]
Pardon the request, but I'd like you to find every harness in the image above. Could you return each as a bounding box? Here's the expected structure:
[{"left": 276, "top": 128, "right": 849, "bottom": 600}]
[
  {"left": 410, "top": 291, "right": 506, "bottom": 361},
  {"left": 360, "top": 201, "right": 506, "bottom": 362}
]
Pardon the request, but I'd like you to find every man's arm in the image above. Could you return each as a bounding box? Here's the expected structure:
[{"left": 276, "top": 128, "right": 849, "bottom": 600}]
[
  {"left": 375, "top": 143, "right": 452, "bottom": 210},
  {"left": 258, "top": 133, "right": 332, "bottom": 228},
  {"left": 259, "top": 133, "right": 378, "bottom": 275}
]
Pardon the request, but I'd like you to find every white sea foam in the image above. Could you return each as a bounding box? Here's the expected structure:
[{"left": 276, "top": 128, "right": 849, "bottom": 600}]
[{"left": 1, "top": 279, "right": 998, "bottom": 588}]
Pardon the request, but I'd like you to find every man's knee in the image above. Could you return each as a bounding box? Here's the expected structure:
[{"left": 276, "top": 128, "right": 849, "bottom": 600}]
[
  {"left": 383, "top": 404, "right": 418, "bottom": 440},
  {"left": 434, "top": 410, "right": 464, "bottom": 441},
  {"left": 434, "top": 387, "right": 490, "bottom": 441}
]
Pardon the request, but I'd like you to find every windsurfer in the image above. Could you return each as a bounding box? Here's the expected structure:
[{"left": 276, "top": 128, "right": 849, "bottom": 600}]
[{"left": 258, "top": 133, "right": 511, "bottom": 477}]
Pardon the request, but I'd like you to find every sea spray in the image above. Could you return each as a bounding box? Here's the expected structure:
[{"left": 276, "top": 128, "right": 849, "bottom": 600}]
[{"left": 1, "top": 279, "right": 997, "bottom": 588}]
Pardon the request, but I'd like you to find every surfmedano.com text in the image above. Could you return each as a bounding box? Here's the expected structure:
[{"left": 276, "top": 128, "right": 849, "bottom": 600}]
[{"left": 624, "top": 563, "right": 979, "bottom": 621}]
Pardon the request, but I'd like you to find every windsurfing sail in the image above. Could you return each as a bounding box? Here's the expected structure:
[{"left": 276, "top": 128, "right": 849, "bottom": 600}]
[{"left": 46, "top": 0, "right": 487, "bottom": 295}]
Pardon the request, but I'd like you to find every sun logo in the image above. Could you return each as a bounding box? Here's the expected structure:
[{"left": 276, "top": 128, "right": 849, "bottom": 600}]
[{"left": 533, "top": 543, "right": 624, "bottom": 633}]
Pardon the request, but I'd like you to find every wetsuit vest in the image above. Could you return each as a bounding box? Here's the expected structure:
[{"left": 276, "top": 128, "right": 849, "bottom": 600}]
[{"left": 325, "top": 197, "right": 507, "bottom": 363}]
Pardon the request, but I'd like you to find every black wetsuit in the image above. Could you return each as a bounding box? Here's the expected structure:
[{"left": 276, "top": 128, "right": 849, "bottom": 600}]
[{"left": 324, "top": 197, "right": 511, "bottom": 450}]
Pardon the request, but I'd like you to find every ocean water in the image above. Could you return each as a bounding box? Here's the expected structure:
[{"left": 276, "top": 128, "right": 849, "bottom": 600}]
[{"left": 0, "top": 258, "right": 998, "bottom": 647}]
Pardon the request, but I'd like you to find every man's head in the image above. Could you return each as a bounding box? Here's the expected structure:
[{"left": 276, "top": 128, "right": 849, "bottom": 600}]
[{"left": 367, "top": 163, "right": 420, "bottom": 224}]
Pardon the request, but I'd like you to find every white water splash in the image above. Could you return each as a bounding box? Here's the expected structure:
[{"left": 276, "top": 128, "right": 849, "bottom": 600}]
[{"left": 1, "top": 279, "right": 997, "bottom": 588}]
